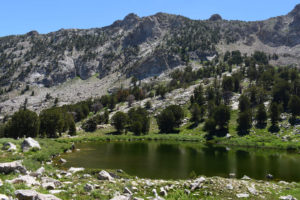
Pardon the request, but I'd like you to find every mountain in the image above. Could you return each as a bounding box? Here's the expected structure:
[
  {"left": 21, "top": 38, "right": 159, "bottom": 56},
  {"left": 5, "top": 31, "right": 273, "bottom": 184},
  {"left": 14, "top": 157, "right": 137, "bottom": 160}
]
[{"left": 0, "top": 4, "right": 300, "bottom": 115}]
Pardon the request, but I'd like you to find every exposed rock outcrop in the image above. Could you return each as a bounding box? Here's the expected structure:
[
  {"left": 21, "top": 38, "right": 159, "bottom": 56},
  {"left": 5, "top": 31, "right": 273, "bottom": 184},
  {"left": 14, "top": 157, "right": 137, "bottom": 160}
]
[
  {"left": 209, "top": 14, "right": 222, "bottom": 21},
  {"left": 1, "top": 5, "right": 300, "bottom": 116}
]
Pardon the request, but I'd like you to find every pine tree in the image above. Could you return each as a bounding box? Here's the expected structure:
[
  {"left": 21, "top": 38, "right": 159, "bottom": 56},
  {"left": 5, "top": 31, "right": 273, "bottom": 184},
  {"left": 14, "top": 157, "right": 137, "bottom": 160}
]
[
  {"left": 111, "top": 112, "right": 129, "bottom": 133},
  {"left": 190, "top": 103, "right": 202, "bottom": 123},
  {"left": 288, "top": 95, "right": 300, "bottom": 125},
  {"left": 269, "top": 102, "right": 280, "bottom": 132},
  {"left": 255, "top": 104, "right": 267, "bottom": 128},
  {"left": 237, "top": 110, "right": 252, "bottom": 136},
  {"left": 193, "top": 85, "right": 205, "bottom": 106},
  {"left": 69, "top": 118, "right": 76, "bottom": 136},
  {"left": 213, "top": 104, "right": 231, "bottom": 131},
  {"left": 239, "top": 95, "right": 251, "bottom": 112}
]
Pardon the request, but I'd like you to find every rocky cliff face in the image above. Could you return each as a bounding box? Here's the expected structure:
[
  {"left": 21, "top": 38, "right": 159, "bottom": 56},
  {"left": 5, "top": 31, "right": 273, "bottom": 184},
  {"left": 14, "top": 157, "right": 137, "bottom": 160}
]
[
  {"left": 0, "top": 4, "right": 300, "bottom": 115},
  {"left": 1, "top": 5, "right": 300, "bottom": 89}
]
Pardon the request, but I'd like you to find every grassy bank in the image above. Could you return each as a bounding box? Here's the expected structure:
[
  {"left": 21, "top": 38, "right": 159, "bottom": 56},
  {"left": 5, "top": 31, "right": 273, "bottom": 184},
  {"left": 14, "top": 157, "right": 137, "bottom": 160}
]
[
  {"left": 214, "top": 134, "right": 300, "bottom": 150},
  {"left": 0, "top": 138, "right": 71, "bottom": 170}
]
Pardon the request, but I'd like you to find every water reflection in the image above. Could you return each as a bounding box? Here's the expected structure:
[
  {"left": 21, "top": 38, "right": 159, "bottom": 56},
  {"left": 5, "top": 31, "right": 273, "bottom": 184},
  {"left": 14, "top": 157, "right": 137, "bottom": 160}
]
[{"left": 62, "top": 141, "right": 300, "bottom": 181}]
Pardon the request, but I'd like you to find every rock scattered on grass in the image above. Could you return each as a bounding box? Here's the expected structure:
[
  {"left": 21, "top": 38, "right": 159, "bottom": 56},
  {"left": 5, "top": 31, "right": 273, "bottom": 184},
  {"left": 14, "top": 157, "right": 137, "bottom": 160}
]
[
  {"left": 30, "top": 167, "right": 45, "bottom": 177},
  {"left": 21, "top": 137, "right": 41, "bottom": 152},
  {"left": 2, "top": 142, "right": 17, "bottom": 152},
  {"left": 110, "top": 195, "right": 130, "bottom": 200},
  {"left": 68, "top": 167, "right": 84, "bottom": 173},
  {"left": 236, "top": 193, "right": 249, "bottom": 198},
  {"left": 15, "top": 189, "right": 61, "bottom": 200},
  {"left": 123, "top": 187, "right": 133, "bottom": 195},
  {"left": 6, "top": 175, "right": 39, "bottom": 187},
  {"left": 247, "top": 185, "right": 258, "bottom": 195},
  {"left": 226, "top": 184, "right": 233, "bottom": 190},
  {"left": 0, "top": 194, "right": 9, "bottom": 200},
  {"left": 0, "top": 160, "right": 27, "bottom": 174},
  {"left": 190, "top": 176, "right": 206, "bottom": 191},
  {"left": 279, "top": 195, "right": 297, "bottom": 200},
  {"left": 84, "top": 183, "right": 94, "bottom": 192},
  {"left": 266, "top": 174, "right": 274, "bottom": 180},
  {"left": 241, "top": 175, "right": 251, "bottom": 180},
  {"left": 98, "top": 170, "right": 114, "bottom": 181},
  {"left": 58, "top": 158, "right": 66, "bottom": 164},
  {"left": 159, "top": 187, "right": 167, "bottom": 196}
]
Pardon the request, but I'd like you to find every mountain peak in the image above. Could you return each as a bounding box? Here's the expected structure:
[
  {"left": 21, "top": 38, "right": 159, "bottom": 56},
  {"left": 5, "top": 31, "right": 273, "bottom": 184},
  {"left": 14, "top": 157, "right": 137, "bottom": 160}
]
[
  {"left": 26, "top": 30, "right": 39, "bottom": 36},
  {"left": 123, "top": 13, "right": 139, "bottom": 22},
  {"left": 288, "top": 4, "right": 300, "bottom": 17},
  {"left": 209, "top": 14, "right": 222, "bottom": 21}
]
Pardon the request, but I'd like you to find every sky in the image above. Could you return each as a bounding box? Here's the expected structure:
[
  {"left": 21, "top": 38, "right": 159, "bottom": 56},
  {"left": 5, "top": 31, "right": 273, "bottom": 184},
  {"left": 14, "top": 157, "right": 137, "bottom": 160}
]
[{"left": 1, "top": 0, "right": 299, "bottom": 37}]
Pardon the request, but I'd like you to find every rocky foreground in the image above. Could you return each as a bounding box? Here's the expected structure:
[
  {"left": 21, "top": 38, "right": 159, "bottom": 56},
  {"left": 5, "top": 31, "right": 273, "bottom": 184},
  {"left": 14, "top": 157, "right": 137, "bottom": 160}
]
[
  {"left": 0, "top": 138, "right": 299, "bottom": 200},
  {"left": 0, "top": 162, "right": 299, "bottom": 200}
]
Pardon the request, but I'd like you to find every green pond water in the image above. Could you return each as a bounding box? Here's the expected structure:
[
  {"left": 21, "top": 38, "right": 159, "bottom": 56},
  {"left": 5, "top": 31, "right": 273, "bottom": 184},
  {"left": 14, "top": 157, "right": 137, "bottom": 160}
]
[{"left": 61, "top": 141, "right": 300, "bottom": 181}]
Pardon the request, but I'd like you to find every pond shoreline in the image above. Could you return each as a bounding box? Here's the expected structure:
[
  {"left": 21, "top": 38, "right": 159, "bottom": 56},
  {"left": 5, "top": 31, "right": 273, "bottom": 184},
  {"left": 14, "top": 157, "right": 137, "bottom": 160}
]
[
  {"left": 58, "top": 133, "right": 300, "bottom": 151},
  {"left": 1, "top": 135, "right": 300, "bottom": 199}
]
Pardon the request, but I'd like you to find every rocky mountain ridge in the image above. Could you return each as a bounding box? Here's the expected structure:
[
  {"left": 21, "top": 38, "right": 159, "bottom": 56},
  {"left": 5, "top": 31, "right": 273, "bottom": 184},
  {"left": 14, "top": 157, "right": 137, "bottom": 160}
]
[{"left": 1, "top": 4, "right": 300, "bottom": 116}]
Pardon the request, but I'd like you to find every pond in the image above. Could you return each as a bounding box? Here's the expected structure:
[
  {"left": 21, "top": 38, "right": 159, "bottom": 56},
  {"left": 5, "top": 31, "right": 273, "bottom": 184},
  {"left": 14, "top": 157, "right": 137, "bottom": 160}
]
[{"left": 61, "top": 141, "right": 300, "bottom": 181}]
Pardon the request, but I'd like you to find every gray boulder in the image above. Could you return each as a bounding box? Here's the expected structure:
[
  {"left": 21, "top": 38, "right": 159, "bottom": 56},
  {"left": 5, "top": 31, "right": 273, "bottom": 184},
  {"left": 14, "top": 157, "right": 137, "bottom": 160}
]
[
  {"left": 98, "top": 170, "right": 114, "bottom": 181},
  {"left": 110, "top": 195, "right": 130, "bottom": 200},
  {"left": 15, "top": 190, "right": 61, "bottom": 200},
  {"left": 6, "top": 175, "right": 39, "bottom": 187},
  {"left": 15, "top": 190, "right": 38, "bottom": 200},
  {"left": 42, "top": 182, "right": 56, "bottom": 190},
  {"left": 133, "top": 198, "right": 144, "bottom": 200},
  {"left": 266, "top": 174, "right": 273, "bottom": 180},
  {"left": 36, "top": 167, "right": 45, "bottom": 174},
  {"left": 190, "top": 177, "right": 206, "bottom": 191},
  {"left": 247, "top": 186, "right": 258, "bottom": 195},
  {"left": 236, "top": 193, "right": 249, "bottom": 198},
  {"left": 279, "top": 195, "right": 297, "bottom": 200},
  {"left": 41, "top": 177, "right": 62, "bottom": 188},
  {"left": 226, "top": 184, "right": 233, "bottom": 190},
  {"left": 229, "top": 173, "right": 236, "bottom": 178},
  {"left": 84, "top": 183, "right": 94, "bottom": 192},
  {"left": 58, "top": 158, "right": 66, "bottom": 164},
  {"left": 30, "top": 167, "right": 45, "bottom": 177},
  {"left": 159, "top": 187, "right": 167, "bottom": 197},
  {"left": 123, "top": 187, "right": 132, "bottom": 195},
  {"left": 35, "top": 193, "right": 61, "bottom": 200},
  {"left": 2, "top": 142, "right": 17, "bottom": 152},
  {"left": 0, "top": 194, "right": 10, "bottom": 200},
  {"left": 241, "top": 175, "right": 251, "bottom": 180},
  {"left": 0, "top": 160, "right": 27, "bottom": 174},
  {"left": 21, "top": 138, "right": 41, "bottom": 152},
  {"left": 68, "top": 167, "right": 84, "bottom": 173},
  {"left": 184, "top": 189, "right": 190, "bottom": 195}
]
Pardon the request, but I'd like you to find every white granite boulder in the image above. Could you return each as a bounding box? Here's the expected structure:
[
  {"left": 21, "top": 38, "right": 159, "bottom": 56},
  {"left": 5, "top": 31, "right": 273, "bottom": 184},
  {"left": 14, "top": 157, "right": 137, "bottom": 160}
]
[
  {"left": 21, "top": 138, "right": 41, "bottom": 152},
  {"left": 15, "top": 190, "right": 61, "bottom": 200},
  {"left": 98, "top": 170, "right": 114, "bottom": 181},
  {"left": 0, "top": 194, "right": 10, "bottom": 200},
  {"left": 2, "top": 142, "right": 17, "bottom": 152},
  {"left": 68, "top": 167, "right": 84, "bottom": 173},
  {"left": 0, "top": 160, "right": 27, "bottom": 174},
  {"left": 6, "top": 175, "right": 39, "bottom": 187}
]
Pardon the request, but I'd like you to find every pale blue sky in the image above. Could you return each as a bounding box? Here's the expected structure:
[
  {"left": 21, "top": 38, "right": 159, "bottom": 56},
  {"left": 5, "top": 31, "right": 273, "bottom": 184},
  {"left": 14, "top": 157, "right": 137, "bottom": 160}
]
[{"left": 1, "top": 0, "right": 299, "bottom": 36}]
